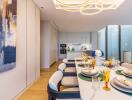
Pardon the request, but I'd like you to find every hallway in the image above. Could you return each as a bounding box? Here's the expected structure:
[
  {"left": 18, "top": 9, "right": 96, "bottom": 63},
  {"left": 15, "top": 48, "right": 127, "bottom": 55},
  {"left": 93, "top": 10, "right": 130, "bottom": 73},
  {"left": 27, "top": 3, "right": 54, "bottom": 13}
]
[{"left": 18, "top": 62, "right": 60, "bottom": 100}]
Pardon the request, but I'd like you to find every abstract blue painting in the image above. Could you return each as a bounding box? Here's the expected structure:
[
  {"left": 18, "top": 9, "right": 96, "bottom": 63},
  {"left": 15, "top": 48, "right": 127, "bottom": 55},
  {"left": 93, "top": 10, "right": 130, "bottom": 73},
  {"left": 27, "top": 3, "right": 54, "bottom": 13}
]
[{"left": 0, "top": 0, "right": 17, "bottom": 73}]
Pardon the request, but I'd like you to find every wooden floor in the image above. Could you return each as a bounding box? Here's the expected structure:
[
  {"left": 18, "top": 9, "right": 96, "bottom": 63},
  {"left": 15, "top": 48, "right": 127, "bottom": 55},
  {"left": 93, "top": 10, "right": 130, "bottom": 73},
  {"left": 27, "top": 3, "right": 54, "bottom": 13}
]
[{"left": 17, "top": 61, "right": 61, "bottom": 100}]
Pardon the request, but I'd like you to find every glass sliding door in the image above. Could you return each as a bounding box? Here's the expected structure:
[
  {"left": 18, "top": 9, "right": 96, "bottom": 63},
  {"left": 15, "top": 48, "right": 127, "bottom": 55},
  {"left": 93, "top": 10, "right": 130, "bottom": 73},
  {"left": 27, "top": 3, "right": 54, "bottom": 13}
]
[
  {"left": 107, "top": 25, "right": 119, "bottom": 60},
  {"left": 98, "top": 28, "right": 106, "bottom": 58},
  {"left": 121, "top": 25, "right": 132, "bottom": 62}
]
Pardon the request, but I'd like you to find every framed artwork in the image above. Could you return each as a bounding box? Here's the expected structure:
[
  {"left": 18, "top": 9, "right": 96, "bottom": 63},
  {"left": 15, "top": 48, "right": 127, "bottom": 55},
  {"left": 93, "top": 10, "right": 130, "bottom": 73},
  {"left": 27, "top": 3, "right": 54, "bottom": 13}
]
[{"left": 0, "top": 0, "right": 17, "bottom": 73}]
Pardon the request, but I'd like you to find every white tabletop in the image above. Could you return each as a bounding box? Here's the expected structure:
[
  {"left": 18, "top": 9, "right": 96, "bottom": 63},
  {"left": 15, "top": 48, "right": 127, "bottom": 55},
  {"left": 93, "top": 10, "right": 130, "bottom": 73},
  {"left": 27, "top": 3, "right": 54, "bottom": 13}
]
[{"left": 75, "top": 61, "right": 132, "bottom": 100}]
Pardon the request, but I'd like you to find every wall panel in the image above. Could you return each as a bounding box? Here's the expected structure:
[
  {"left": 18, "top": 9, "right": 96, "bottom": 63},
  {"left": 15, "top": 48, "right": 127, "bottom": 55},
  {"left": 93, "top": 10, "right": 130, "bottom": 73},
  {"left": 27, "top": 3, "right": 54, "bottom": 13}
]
[
  {"left": 27, "top": 0, "right": 36, "bottom": 85},
  {"left": 0, "top": 0, "right": 40, "bottom": 99},
  {"left": 35, "top": 6, "right": 40, "bottom": 79},
  {"left": 0, "top": 0, "right": 27, "bottom": 99}
]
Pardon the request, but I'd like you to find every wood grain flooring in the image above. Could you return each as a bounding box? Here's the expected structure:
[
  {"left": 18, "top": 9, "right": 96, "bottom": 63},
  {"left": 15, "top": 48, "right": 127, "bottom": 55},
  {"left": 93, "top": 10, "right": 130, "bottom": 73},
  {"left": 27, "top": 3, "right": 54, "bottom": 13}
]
[{"left": 17, "top": 61, "right": 61, "bottom": 100}]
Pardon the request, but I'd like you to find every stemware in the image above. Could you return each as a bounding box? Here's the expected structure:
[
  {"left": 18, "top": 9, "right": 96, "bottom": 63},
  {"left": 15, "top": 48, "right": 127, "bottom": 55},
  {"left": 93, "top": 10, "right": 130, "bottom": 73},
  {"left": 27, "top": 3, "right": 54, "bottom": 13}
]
[
  {"left": 103, "top": 68, "right": 111, "bottom": 91},
  {"left": 92, "top": 75, "right": 100, "bottom": 91},
  {"left": 90, "top": 76, "right": 100, "bottom": 100}
]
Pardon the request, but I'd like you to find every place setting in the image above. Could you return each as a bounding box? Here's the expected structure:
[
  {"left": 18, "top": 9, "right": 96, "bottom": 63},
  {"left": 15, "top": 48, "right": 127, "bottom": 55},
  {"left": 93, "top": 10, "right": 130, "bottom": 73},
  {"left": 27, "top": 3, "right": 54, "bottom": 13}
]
[
  {"left": 78, "top": 60, "right": 104, "bottom": 82},
  {"left": 109, "top": 65, "right": 132, "bottom": 95},
  {"left": 116, "top": 67, "right": 132, "bottom": 78},
  {"left": 110, "top": 76, "right": 132, "bottom": 94}
]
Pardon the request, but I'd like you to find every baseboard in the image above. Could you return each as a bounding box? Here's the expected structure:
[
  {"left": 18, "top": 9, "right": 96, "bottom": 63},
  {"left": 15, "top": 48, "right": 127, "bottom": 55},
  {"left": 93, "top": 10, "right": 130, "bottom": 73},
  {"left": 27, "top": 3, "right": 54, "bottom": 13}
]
[
  {"left": 50, "top": 61, "right": 56, "bottom": 67},
  {"left": 40, "top": 61, "right": 57, "bottom": 69},
  {"left": 13, "top": 78, "right": 40, "bottom": 100}
]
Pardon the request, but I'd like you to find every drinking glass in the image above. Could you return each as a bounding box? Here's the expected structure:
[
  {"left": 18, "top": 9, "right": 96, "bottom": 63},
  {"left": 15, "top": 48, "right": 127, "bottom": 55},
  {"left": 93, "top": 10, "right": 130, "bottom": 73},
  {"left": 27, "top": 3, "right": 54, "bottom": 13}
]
[
  {"left": 92, "top": 76, "right": 100, "bottom": 91},
  {"left": 91, "top": 59, "right": 96, "bottom": 69},
  {"left": 90, "top": 76, "right": 100, "bottom": 100},
  {"left": 103, "top": 68, "right": 111, "bottom": 91}
]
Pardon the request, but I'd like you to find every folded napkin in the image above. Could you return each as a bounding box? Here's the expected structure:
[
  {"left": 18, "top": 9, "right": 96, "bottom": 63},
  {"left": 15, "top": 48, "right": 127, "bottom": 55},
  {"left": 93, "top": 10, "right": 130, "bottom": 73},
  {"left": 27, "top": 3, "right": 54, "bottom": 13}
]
[
  {"left": 116, "top": 76, "right": 132, "bottom": 87},
  {"left": 124, "top": 70, "right": 132, "bottom": 76},
  {"left": 82, "top": 68, "right": 97, "bottom": 75}
]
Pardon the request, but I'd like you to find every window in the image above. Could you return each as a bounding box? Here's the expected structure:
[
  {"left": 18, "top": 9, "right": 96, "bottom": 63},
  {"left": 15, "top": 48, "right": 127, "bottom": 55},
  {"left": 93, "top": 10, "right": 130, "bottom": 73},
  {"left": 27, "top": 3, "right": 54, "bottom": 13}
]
[
  {"left": 98, "top": 28, "right": 106, "bottom": 58},
  {"left": 121, "top": 25, "right": 132, "bottom": 61},
  {"left": 107, "top": 25, "right": 119, "bottom": 60}
]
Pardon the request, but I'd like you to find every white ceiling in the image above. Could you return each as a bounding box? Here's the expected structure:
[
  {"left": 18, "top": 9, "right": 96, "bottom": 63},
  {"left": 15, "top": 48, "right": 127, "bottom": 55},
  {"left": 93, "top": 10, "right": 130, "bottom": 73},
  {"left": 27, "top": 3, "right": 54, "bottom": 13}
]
[{"left": 34, "top": 0, "right": 132, "bottom": 32}]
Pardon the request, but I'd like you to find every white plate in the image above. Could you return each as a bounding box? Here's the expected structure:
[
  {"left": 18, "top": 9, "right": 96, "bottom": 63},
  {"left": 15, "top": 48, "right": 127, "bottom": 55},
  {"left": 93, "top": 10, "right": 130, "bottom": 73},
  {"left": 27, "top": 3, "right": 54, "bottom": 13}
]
[
  {"left": 124, "top": 70, "right": 132, "bottom": 76},
  {"left": 122, "top": 71, "right": 132, "bottom": 78},
  {"left": 81, "top": 72, "right": 98, "bottom": 77},
  {"left": 111, "top": 78, "right": 132, "bottom": 94},
  {"left": 114, "top": 77, "right": 132, "bottom": 89},
  {"left": 81, "top": 68, "right": 98, "bottom": 75}
]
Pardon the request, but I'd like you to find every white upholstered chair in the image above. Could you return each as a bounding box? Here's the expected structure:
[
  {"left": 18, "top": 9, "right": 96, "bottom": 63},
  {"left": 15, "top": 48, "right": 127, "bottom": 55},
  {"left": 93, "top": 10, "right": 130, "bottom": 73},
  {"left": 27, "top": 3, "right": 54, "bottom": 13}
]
[
  {"left": 48, "top": 71, "right": 80, "bottom": 100},
  {"left": 58, "top": 63, "right": 76, "bottom": 73}
]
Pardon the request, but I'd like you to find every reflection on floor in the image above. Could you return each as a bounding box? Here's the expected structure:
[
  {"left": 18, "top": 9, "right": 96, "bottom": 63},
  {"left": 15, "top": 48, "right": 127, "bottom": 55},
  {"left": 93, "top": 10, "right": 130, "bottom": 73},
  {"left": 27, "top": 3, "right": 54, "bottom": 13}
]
[{"left": 18, "top": 61, "right": 61, "bottom": 100}]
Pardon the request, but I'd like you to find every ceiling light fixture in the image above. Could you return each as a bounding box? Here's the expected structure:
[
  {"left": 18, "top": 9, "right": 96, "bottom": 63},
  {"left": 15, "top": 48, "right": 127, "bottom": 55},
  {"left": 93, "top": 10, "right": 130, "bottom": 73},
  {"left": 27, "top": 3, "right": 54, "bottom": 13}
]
[{"left": 53, "top": 0, "right": 125, "bottom": 15}]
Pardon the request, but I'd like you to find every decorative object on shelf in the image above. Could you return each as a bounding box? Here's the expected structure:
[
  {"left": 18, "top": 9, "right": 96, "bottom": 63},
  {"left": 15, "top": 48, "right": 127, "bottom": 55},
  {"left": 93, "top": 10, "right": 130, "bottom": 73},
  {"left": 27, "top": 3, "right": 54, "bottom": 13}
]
[
  {"left": 53, "top": 0, "right": 125, "bottom": 15},
  {"left": 0, "top": 0, "right": 17, "bottom": 73},
  {"left": 71, "top": 47, "right": 75, "bottom": 52}
]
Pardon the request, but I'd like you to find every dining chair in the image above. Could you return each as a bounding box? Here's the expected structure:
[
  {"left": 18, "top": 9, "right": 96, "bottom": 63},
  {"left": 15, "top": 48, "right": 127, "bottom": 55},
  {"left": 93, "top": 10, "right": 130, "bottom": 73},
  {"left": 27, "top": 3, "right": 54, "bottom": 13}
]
[
  {"left": 121, "top": 63, "right": 132, "bottom": 70},
  {"left": 58, "top": 63, "right": 76, "bottom": 73},
  {"left": 47, "top": 71, "right": 80, "bottom": 100},
  {"left": 62, "top": 58, "right": 76, "bottom": 67},
  {"left": 58, "top": 63, "right": 78, "bottom": 87}
]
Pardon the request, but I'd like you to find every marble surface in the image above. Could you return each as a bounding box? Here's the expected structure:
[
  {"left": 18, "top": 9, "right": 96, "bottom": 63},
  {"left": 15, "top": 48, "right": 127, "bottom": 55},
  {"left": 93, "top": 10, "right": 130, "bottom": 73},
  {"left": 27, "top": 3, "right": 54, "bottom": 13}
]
[{"left": 75, "top": 61, "right": 132, "bottom": 100}]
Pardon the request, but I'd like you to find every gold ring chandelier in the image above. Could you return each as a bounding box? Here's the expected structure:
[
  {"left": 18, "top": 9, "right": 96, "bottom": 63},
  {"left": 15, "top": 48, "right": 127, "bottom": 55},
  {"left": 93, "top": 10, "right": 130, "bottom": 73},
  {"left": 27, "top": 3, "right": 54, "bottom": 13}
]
[{"left": 53, "top": 0, "right": 125, "bottom": 15}]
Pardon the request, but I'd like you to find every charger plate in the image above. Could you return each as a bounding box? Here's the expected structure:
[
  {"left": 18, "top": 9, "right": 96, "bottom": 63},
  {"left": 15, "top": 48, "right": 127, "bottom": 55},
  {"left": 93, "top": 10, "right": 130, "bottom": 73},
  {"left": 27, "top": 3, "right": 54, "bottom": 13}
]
[
  {"left": 110, "top": 78, "right": 132, "bottom": 95},
  {"left": 78, "top": 73, "right": 103, "bottom": 81}
]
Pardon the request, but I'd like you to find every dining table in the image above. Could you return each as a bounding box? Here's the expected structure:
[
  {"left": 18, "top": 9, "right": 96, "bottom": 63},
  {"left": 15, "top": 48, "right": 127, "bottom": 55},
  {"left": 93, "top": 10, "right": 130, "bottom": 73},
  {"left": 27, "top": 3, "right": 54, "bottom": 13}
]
[{"left": 75, "top": 58, "right": 132, "bottom": 100}]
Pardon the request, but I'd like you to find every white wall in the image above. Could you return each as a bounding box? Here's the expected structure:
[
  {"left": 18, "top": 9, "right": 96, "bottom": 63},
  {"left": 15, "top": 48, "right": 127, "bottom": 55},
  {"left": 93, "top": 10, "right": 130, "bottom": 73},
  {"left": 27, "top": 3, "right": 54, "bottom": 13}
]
[
  {"left": 58, "top": 32, "right": 91, "bottom": 59},
  {"left": 41, "top": 21, "right": 58, "bottom": 68},
  {"left": 0, "top": 0, "right": 40, "bottom": 99}
]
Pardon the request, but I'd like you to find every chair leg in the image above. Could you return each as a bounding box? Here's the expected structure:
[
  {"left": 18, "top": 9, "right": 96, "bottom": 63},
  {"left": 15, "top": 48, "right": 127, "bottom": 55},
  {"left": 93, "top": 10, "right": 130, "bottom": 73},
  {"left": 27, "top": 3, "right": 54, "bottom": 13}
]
[{"left": 48, "top": 95, "right": 52, "bottom": 100}]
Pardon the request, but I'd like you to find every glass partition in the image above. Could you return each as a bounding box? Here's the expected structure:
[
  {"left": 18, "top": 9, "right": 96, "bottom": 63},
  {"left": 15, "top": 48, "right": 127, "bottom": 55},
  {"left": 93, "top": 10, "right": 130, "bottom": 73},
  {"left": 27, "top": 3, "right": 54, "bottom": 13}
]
[
  {"left": 98, "top": 25, "right": 132, "bottom": 62},
  {"left": 98, "top": 28, "right": 106, "bottom": 57},
  {"left": 121, "top": 25, "right": 132, "bottom": 62},
  {"left": 107, "top": 25, "right": 119, "bottom": 60}
]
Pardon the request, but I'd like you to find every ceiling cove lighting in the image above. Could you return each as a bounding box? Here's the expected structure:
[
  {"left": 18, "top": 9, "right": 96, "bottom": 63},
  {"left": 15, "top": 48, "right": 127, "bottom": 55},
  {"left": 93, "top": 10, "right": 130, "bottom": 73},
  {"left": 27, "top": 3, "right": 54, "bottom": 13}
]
[{"left": 53, "top": 0, "right": 125, "bottom": 15}]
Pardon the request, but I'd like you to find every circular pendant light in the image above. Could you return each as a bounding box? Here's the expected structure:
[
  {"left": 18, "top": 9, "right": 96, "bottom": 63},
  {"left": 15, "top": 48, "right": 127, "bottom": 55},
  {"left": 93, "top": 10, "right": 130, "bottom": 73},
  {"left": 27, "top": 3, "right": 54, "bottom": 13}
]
[{"left": 53, "top": 0, "right": 126, "bottom": 15}]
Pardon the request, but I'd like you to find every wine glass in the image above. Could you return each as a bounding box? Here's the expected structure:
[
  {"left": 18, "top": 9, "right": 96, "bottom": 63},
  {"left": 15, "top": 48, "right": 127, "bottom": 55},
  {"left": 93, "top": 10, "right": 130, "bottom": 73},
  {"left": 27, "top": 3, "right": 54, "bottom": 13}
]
[
  {"left": 103, "top": 68, "right": 111, "bottom": 91},
  {"left": 90, "top": 76, "right": 100, "bottom": 100},
  {"left": 92, "top": 76, "right": 100, "bottom": 91}
]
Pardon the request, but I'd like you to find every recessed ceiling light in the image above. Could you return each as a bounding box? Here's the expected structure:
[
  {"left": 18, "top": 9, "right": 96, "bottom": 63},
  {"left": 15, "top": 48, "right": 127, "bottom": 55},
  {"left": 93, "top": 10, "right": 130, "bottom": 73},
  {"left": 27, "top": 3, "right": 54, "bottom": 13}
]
[{"left": 41, "top": 7, "right": 44, "bottom": 9}]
